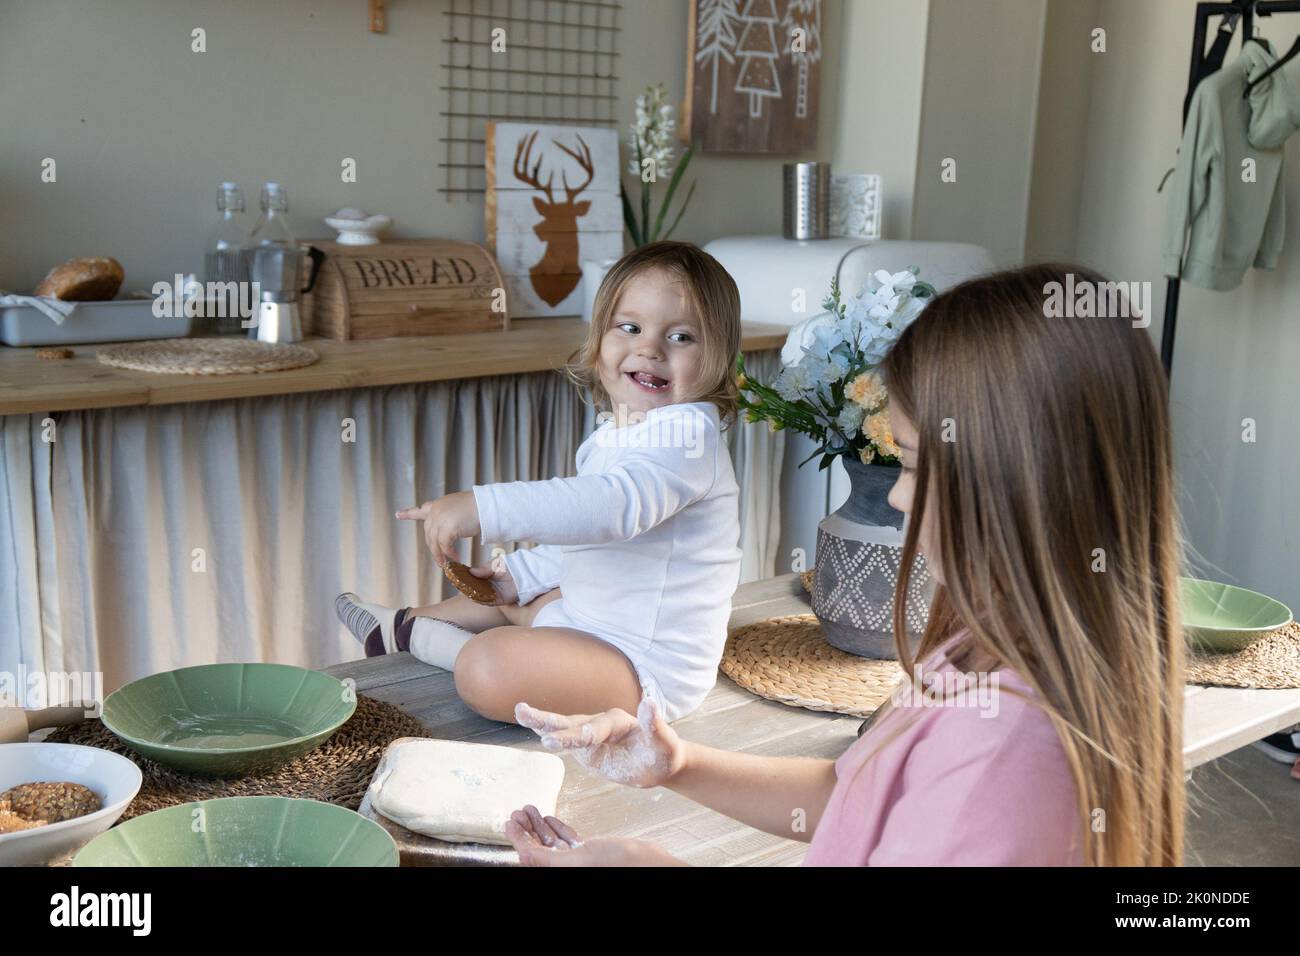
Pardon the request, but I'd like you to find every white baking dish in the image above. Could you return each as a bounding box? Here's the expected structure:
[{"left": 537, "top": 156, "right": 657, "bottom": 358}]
[{"left": 0, "top": 299, "right": 193, "bottom": 347}]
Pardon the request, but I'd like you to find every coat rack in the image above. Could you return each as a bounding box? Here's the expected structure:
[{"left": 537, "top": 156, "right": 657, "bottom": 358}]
[{"left": 1162, "top": 0, "right": 1300, "bottom": 381}]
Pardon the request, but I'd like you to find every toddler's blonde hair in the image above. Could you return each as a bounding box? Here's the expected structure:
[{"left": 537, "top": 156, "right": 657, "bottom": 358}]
[{"left": 563, "top": 241, "right": 741, "bottom": 427}]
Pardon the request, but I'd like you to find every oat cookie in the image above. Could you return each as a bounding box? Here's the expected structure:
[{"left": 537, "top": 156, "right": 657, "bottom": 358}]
[{"left": 443, "top": 561, "right": 497, "bottom": 605}]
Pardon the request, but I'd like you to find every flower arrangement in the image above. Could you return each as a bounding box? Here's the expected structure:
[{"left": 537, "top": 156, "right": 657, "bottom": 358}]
[
  {"left": 736, "top": 268, "right": 937, "bottom": 470},
  {"left": 621, "top": 84, "right": 696, "bottom": 247}
]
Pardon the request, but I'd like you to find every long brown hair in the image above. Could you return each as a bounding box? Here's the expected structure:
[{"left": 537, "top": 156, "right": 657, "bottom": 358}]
[
  {"left": 562, "top": 241, "right": 742, "bottom": 428},
  {"left": 873, "top": 263, "right": 1185, "bottom": 866}
]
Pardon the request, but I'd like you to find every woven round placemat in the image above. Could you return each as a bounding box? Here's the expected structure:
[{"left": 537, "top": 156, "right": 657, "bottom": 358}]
[
  {"left": 800, "top": 565, "right": 1300, "bottom": 689},
  {"left": 40, "top": 694, "right": 427, "bottom": 821},
  {"left": 96, "top": 338, "right": 318, "bottom": 375},
  {"left": 1187, "top": 620, "right": 1300, "bottom": 688},
  {"left": 721, "top": 614, "right": 903, "bottom": 717}
]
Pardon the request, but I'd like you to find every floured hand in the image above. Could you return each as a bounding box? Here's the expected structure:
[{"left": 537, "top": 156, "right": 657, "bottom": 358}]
[
  {"left": 514, "top": 696, "right": 684, "bottom": 789},
  {"left": 505, "top": 806, "right": 683, "bottom": 867}
]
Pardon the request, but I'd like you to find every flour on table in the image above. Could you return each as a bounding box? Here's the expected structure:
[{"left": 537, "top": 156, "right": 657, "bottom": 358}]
[{"left": 366, "top": 739, "right": 565, "bottom": 846}]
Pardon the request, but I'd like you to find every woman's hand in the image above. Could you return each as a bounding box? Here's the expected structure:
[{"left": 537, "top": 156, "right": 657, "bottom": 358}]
[
  {"left": 514, "top": 696, "right": 685, "bottom": 789},
  {"left": 395, "top": 492, "right": 480, "bottom": 567},
  {"left": 505, "top": 806, "right": 684, "bottom": 867}
]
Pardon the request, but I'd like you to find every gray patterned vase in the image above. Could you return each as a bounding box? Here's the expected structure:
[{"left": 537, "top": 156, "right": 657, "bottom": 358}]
[{"left": 811, "top": 458, "right": 934, "bottom": 659}]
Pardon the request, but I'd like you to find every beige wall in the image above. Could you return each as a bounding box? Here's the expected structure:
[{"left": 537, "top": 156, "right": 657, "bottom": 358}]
[
  {"left": 920, "top": 0, "right": 1299, "bottom": 609},
  {"left": 1, "top": 0, "right": 932, "bottom": 294},
  {"left": 1025, "top": 0, "right": 1099, "bottom": 261},
  {"left": 911, "top": 0, "right": 1047, "bottom": 265},
  {"left": 829, "top": 0, "right": 930, "bottom": 239},
  {"left": 1070, "top": 0, "right": 1300, "bottom": 610},
  {"left": 5, "top": 0, "right": 1295, "bottom": 609}
]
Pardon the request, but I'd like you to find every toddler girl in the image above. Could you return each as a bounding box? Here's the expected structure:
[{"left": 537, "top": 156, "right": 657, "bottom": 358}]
[{"left": 337, "top": 241, "right": 744, "bottom": 724}]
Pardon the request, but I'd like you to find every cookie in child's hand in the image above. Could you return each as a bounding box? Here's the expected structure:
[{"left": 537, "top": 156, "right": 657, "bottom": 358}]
[{"left": 443, "top": 561, "right": 497, "bottom": 605}]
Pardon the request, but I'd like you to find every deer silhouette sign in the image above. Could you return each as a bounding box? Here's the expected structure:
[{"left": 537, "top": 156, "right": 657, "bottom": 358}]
[{"left": 513, "top": 129, "right": 595, "bottom": 307}]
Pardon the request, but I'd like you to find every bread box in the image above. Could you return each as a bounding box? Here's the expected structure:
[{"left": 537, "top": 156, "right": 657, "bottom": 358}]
[{"left": 303, "top": 239, "right": 509, "bottom": 340}]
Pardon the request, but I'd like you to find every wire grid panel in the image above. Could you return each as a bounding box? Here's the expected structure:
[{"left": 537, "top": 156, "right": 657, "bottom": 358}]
[{"left": 441, "top": 0, "right": 622, "bottom": 197}]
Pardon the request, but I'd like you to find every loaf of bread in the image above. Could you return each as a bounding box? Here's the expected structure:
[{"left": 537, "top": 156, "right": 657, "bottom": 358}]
[{"left": 34, "top": 256, "right": 124, "bottom": 301}]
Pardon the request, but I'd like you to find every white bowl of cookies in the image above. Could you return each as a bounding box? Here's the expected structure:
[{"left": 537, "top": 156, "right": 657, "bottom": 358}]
[{"left": 0, "top": 743, "right": 142, "bottom": 866}]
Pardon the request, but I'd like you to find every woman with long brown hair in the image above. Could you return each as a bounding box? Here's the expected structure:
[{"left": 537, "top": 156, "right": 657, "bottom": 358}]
[{"left": 505, "top": 263, "right": 1186, "bottom": 866}]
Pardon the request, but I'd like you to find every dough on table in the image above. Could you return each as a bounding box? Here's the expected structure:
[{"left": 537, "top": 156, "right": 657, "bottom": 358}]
[{"left": 366, "top": 738, "right": 566, "bottom": 846}]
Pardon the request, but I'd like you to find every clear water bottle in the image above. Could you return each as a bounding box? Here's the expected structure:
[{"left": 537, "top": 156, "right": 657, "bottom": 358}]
[
  {"left": 246, "top": 180, "right": 300, "bottom": 308},
  {"left": 203, "top": 182, "right": 251, "bottom": 334},
  {"left": 249, "top": 182, "right": 296, "bottom": 247}
]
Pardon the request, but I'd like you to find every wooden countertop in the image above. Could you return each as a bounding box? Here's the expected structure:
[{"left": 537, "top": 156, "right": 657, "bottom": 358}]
[{"left": 0, "top": 319, "right": 790, "bottom": 417}]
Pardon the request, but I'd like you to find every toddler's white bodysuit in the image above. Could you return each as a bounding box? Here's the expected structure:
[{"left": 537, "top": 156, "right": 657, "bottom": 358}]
[{"left": 472, "top": 401, "right": 742, "bottom": 721}]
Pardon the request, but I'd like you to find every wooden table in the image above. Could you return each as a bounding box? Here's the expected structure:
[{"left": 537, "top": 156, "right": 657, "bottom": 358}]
[
  {"left": 0, "top": 319, "right": 789, "bottom": 416},
  {"left": 325, "top": 573, "right": 1300, "bottom": 866}
]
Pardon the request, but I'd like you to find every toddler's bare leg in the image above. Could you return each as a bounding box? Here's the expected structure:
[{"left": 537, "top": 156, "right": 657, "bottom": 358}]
[
  {"left": 454, "top": 621, "right": 641, "bottom": 723},
  {"left": 407, "top": 593, "right": 510, "bottom": 633},
  {"left": 409, "top": 586, "right": 562, "bottom": 632},
  {"left": 499, "top": 588, "right": 562, "bottom": 628},
  {"left": 401, "top": 589, "right": 565, "bottom": 672}
]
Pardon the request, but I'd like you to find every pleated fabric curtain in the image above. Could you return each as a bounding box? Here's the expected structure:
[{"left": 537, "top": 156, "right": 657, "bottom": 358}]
[{"left": 0, "top": 351, "right": 785, "bottom": 694}]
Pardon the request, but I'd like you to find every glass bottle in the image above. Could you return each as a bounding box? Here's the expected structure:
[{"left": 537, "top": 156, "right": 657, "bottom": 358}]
[
  {"left": 203, "top": 182, "right": 251, "bottom": 334},
  {"left": 248, "top": 182, "right": 296, "bottom": 247}
]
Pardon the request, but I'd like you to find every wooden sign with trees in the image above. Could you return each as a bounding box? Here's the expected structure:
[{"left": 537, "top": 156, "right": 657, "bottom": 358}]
[
  {"left": 686, "top": 0, "right": 822, "bottom": 153},
  {"left": 485, "top": 122, "right": 622, "bottom": 317}
]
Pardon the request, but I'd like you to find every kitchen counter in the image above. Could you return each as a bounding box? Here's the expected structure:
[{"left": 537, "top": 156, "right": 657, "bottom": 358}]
[{"left": 0, "top": 319, "right": 790, "bottom": 416}]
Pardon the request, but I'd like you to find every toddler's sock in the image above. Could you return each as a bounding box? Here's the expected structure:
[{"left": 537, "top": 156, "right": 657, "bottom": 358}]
[
  {"left": 405, "top": 616, "right": 478, "bottom": 671},
  {"left": 336, "top": 592, "right": 410, "bottom": 657},
  {"left": 407, "top": 617, "right": 476, "bottom": 671},
  {"left": 336, "top": 593, "right": 476, "bottom": 667}
]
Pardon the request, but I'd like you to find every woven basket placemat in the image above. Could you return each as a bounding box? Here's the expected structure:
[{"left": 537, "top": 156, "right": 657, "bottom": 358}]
[
  {"left": 97, "top": 338, "right": 318, "bottom": 375},
  {"left": 40, "top": 694, "right": 428, "bottom": 821},
  {"left": 1187, "top": 620, "right": 1300, "bottom": 689},
  {"left": 801, "top": 565, "right": 1300, "bottom": 689},
  {"left": 721, "top": 614, "right": 903, "bottom": 718}
]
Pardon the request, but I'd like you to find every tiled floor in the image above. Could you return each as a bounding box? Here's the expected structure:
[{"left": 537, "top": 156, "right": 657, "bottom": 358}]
[{"left": 1185, "top": 744, "right": 1300, "bottom": 866}]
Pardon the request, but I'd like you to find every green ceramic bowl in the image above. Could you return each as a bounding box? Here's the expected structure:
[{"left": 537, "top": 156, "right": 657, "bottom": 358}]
[
  {"left": 102, "top": 663, "right": 356, "bottom": 776},
  {"left": 1182, "top": 577, "right": 1293, "bottom": 654},
  {"left": 72, "top": 797, "right": 397, "bottom": 867}
]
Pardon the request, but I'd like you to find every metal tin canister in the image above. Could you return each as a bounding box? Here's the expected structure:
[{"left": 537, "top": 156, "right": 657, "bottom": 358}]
[{"left": 782, "top": 162, "right": 831, "bottom": 240}]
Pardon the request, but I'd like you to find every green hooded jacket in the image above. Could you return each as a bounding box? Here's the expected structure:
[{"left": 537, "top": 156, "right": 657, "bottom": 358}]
[{"left": 1163, "top": 39, "right": 1300, "bottom": 291}]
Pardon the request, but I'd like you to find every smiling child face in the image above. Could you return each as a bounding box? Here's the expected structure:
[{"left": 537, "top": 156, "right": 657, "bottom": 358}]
[
  {"left": 886, "top": 404, "right": 943, "bottom": 585},
  {"left": 597, "top": 267, "right": 704, "bottom": 423}
]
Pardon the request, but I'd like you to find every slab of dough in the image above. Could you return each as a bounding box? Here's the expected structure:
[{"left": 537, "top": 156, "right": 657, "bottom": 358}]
[{"left": 366, "top": 738, "right": 565, "bottom": 846}]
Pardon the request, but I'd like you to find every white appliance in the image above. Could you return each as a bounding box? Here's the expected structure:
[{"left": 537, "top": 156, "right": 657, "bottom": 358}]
[{"left": 704, "top": 236, "right": 996, "bottom": 572}]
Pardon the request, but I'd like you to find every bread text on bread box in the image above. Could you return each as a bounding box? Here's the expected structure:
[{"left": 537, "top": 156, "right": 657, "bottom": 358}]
[{"left": 304, "top": 238, "right": 509, "bottom": 339}]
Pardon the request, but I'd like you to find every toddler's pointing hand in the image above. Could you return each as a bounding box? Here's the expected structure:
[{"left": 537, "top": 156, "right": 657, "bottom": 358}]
[{"left": 395, "top": 491, "right": 481, "bottom": 568}]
